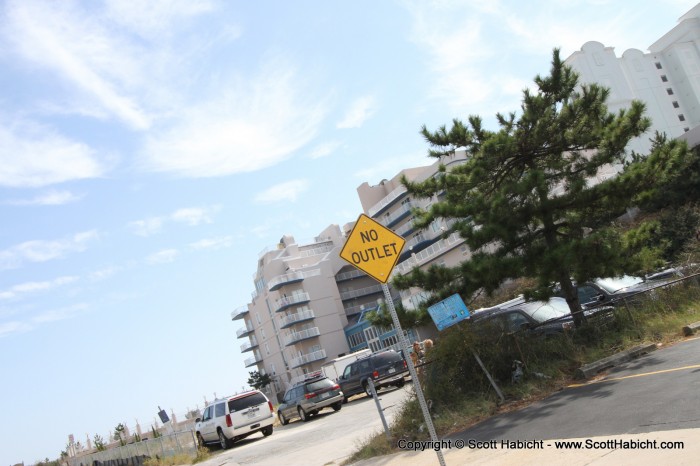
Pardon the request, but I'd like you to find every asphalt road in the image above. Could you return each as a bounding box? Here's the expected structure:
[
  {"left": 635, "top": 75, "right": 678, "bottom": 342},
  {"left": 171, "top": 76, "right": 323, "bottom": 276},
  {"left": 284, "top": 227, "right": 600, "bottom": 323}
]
[
  {"left": 450, "top": 336, "right": 700, "bottom": 443},
  {"left": 198, "top": 384, "right": 413, "bottom": 466}
]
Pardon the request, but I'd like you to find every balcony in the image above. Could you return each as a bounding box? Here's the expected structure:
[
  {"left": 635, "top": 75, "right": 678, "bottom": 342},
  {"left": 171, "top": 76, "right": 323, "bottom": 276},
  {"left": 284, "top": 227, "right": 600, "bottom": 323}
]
[
  {"left": 284, "top": 327, "right": 321, "bottom": 346},
  {"left": 273, "top": 292, "right": 311, "bottom": 312},
  {"left": 394, "top": 220, "right": 417, "bottom": 239},
  {"left": 268, "top": 271, "right": 305, "bottom": 292},
  {"left": 240, "top": 336, "right": 259, "bottom": 353},
  {"left": 335, "top": 268, "right": 366, "bottom": 282},
  {"left": 280, "top": 309, "right": 315, "bottom": 329},
  {"left": 340, "top": 284, "right": 383, "bottom": 301},
  {"left": 383, "top": 203, "right": 412, "bottom": 228},
  {"left": 289, "top": 349, "right": 327, "bottom": 369},
  {"left": 231, "top": 305, "right": 249, "bottom": 321},
  {"left": 368, "top": 186, "right": 408, "bottom": 217},
  {"left": 393, "top": 232, "right": 464, "bottom": 276},
  {"left": 236, "top": 323, "right": 255, "bottom": 339},
  {"left": 244, "top": 354, "right": 262, "bottom": 367}
]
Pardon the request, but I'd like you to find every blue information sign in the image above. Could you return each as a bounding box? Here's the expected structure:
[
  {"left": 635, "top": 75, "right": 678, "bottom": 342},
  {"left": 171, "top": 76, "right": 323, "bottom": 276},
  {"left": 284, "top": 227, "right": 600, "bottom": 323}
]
[{"left": 427, "top": 294, "right": 470, "bottom": 331}]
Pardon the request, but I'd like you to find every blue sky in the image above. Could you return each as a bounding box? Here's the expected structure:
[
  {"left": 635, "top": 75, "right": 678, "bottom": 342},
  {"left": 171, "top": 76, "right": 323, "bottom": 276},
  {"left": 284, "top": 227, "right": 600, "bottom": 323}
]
[{"left": 0, "top": 0, "right": 696, "bottom": 462}]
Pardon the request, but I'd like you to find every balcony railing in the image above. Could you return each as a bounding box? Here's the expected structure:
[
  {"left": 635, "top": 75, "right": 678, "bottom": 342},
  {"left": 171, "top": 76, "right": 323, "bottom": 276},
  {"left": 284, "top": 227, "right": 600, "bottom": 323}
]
[
  {"left": 240, "top": 336, "right": 259, "bottom": 353},
  {"left": 280, "top": 309, "right": 315, "bottom": 329},
  {"left": 382, "top": 203, "right": 413, "bottom": 228},
  {"left": 393, "top": 232, "right": 463, "bottom": 276},
  {"left": 244, "top": 354, "right": 262, "bottom": 367},
  {"left": 231, "top": 305, "right": 250, "bottom": 321},
  {"left": 289, "top": 349, "right": 327, "bottom": 368},
  {"left": 268, "top": 271, "right": 305, "bottom": 292},
  {"left": 335, "top": 268, "right": 366, "bottom": 282},
  {"left": 236, "top": 323, "right": 255, "bottom": 339},
  {"left": 273, "top": 292, "right": 311, "bottom": 312},
  {"left": 284, "top": 327, "right": 321, "bottom": 346},
  {"left": 340, "top": 284, "right": 383, "bottom": 301},
  {"left": 368, "top": 186, "right": 408, "bottom": 217}
]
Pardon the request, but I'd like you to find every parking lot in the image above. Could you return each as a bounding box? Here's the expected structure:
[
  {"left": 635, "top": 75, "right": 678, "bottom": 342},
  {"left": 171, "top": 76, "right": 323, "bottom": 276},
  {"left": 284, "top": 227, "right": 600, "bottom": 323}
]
[{"left": 197, "top": 383, "right": 412, "bottom": 466}]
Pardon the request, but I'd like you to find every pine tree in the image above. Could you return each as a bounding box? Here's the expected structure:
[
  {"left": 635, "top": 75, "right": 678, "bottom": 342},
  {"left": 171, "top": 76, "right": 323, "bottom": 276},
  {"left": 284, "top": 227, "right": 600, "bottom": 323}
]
[{"left": 394, "top": 49, "right": 686, "bottom": 327}]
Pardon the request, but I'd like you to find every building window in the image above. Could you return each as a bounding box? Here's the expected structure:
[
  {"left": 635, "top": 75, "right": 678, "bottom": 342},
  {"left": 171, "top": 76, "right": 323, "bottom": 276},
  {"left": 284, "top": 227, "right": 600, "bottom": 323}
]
[
  {"left": 679, "top": 114, "right": 686, "bottom": 122},
  {"left": 661, "top": 75, "right": 668, "bottom": 82},
  {"left": 673, "top": 101, "right": 680, "bottom": 109},
  {"left": 655, "top": 62, "right": 662, "bottom": 69},
  {"left": 666, "top": 88, "right": 674, "bottom": 95},
  {"left": 265, "top": 343, "right": 270, "bottom": 355}
]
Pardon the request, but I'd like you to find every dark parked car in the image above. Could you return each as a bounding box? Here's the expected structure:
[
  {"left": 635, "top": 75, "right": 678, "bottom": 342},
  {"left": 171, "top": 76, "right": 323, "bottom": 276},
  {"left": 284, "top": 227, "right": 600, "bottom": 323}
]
[
  {"left": 560, "top": 275, "right": 671, "bottom": 307},
  {"left": 338, "top": 350, "right": 408, "bottom": 400},
  {"left": 277, "top": 374, "right": 344, "bottom": 424},
  {"left": 471, "top": 297, "right": 576, "bottom": 337}
]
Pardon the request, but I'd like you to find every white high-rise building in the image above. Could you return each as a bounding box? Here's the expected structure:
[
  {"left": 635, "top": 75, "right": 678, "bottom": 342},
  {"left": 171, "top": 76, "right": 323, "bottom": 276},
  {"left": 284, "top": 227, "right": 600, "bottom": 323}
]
[{"left": 565, "top": 4, "right": 700, "bottom": 154}]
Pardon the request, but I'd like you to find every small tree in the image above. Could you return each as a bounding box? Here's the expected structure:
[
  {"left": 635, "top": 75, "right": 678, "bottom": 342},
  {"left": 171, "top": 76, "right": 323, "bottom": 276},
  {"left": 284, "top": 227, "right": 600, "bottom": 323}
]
[
  {"left": 114, "top": 423, "right": 126, "bottom": 446},
  {"left": 93, "top": 434, "right": 106, "bottom": 452},
  {"left": 247, "top": 370, "right": 271, "bottom": 390},
  {"left": 394, "top": 49, "right": 689, "bottom": 327}
]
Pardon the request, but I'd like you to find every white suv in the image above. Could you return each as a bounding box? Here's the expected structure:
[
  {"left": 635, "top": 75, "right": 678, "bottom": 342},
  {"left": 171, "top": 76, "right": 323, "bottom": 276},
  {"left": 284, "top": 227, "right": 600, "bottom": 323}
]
[{"left": 195, "top": 390, "right": 275, "bottom": 450}]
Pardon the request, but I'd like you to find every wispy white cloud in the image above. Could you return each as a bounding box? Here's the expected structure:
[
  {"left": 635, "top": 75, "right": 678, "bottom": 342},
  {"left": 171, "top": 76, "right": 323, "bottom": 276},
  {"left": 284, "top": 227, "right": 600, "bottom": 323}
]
[
  {"left": 104, "top": 0, "right": 217, "bottom": 41},
  {"left": 337, "top": 96, "right": 377, "bottom": 129},
  {"left": 190, "top": 236, "right": 234, "bottom": 250},
  {"left": 31, "top": 303, "right": 89, "bottom": 324},
  {"left": 88, "top": 266, "right": 121, "bottom": 282},
  {"left": 309, "top": 141, "right": 342, "bottom": 159},
  {"left": 0, "top": 122, "right": 104, "bottom": 188},
  {"left": 171, "top": 206, "right": 219, "bottom": 226},
  {"left": 146, "top": 249, "right": 179, "bottom": 265},
  {"left": 0, "top": 321, "right": 31, "bottom": 338},
  {"left": 128, "top": 206, "right": 220, "bottom": 236},
  {"left": 3, "top": 0, "right": 152, "bottom": 129},
  {"left": 4, "top": 190, "right": 84, "bottom": 206},
  {"left": 0, "top": 230, "right": 99, "bottom": 270},
  {"left": 0, "top": 276, "right": 79, "bottom": 301},
  {"left": 142, "top": 59, "right": 327, "bottom": 177},
  {"left": 128, "top": 217, "right": 165, "bottom": 237},
  {"left": 254, "top": 179, "right": 309, "bottom": 204}
]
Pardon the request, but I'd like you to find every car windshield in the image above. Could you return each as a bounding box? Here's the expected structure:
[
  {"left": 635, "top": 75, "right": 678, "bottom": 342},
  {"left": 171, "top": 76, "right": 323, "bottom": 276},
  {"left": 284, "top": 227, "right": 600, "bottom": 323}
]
[
  {"left": 594, "top": 276, "right": 644, "bottom": 294},
  {"left": 522, "top": 298, "right": 571, "bottom": 323}
]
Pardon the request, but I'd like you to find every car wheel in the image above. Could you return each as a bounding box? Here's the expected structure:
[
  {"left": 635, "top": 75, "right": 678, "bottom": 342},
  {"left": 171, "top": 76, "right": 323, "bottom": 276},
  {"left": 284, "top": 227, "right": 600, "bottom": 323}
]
[
  {"left": 298, "top": 406, "right": 309, "bottom": 422},
  {"left": 278, "top": 411, "right": 289, "bottom": 425},
  {"left": 218, "top": 429, "right": 233, "bottom": 450},
  {"left": 342, "top": 395, "right": 348, "bottom": 404},
  {"left": 332, "top": 402, "right": 342, "bottom": 412},
  {"left": 196, "top": 432, "right": 206, "bottom": 449},
  {"left": 262, "top": 425, "right": 273, "bottom": 436},
  {"left": 363, "top": 382, "right": 374, "bottom": 398},
  {"left": 395, "top": 378, "right": 405, "bottom": 388}
]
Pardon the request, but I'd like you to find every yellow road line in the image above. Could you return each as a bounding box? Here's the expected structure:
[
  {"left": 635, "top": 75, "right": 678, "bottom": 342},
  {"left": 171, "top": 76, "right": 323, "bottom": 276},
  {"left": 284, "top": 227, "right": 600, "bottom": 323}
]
[{"left": 568, "top": 363, "right": 700, "bottom": 388}]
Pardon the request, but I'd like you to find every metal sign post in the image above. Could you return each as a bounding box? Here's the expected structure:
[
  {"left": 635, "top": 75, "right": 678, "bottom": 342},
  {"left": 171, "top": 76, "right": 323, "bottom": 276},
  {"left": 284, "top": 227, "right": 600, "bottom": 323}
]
[
  {"left": 382, "top": 283, "right": 447, "bottom": 466},
  {"left": 340, "top": 213, "right": 446, "bottom": 466}
]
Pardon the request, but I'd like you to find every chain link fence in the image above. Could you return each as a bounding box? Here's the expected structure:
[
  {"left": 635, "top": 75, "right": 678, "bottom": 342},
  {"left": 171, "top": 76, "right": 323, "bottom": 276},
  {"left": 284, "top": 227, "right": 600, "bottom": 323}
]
[{"left": 66, "top": 430, "right": 197, "bottom": 466}]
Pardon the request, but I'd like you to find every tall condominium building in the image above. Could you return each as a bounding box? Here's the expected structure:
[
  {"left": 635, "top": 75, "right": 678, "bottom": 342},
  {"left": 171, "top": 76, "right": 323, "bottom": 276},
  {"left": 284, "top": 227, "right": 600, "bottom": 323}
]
[
  {"left": 233, "top": 224, "right": 407, "bottom": 402},
  {"left": 356, "top": 150, "right": 471, "bottom": 318},
  {"left": 565, "top": 4, "right": 700, "bottom": 154}
]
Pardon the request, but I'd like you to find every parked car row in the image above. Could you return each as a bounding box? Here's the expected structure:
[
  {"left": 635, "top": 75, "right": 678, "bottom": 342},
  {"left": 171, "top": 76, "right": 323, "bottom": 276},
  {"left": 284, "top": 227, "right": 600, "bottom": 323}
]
[
  {"left": 194, "top": 349, "right": 410, "bottom": 450},
  {"left": 470, "top": 272, "right": 688, "bottom": 338}
]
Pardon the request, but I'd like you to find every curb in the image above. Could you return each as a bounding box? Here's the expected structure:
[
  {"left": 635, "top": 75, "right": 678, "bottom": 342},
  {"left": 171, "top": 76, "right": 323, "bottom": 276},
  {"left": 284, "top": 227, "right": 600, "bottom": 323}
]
[
  {"left": 682, "top": 320, "right": 700, "bottom": 336},
  {"left": 575, "top": 342, "right": 658, "bottom": 379}
]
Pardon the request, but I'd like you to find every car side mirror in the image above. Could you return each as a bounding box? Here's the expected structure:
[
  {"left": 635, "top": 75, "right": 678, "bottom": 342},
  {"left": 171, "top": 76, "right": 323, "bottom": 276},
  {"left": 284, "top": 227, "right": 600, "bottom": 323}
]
[
  {"left": 520, "top": 322, "right": 531, "bottom": 331},
  {"left": 195, "top": 418, "right": 201, "bottom": 423}
]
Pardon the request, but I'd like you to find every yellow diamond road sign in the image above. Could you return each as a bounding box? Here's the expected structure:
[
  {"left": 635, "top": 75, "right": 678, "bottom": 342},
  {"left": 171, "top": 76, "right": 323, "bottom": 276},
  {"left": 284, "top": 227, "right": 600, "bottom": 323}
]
[{"left": 340, "top": 213, "right": 406, "bottom": 284}]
